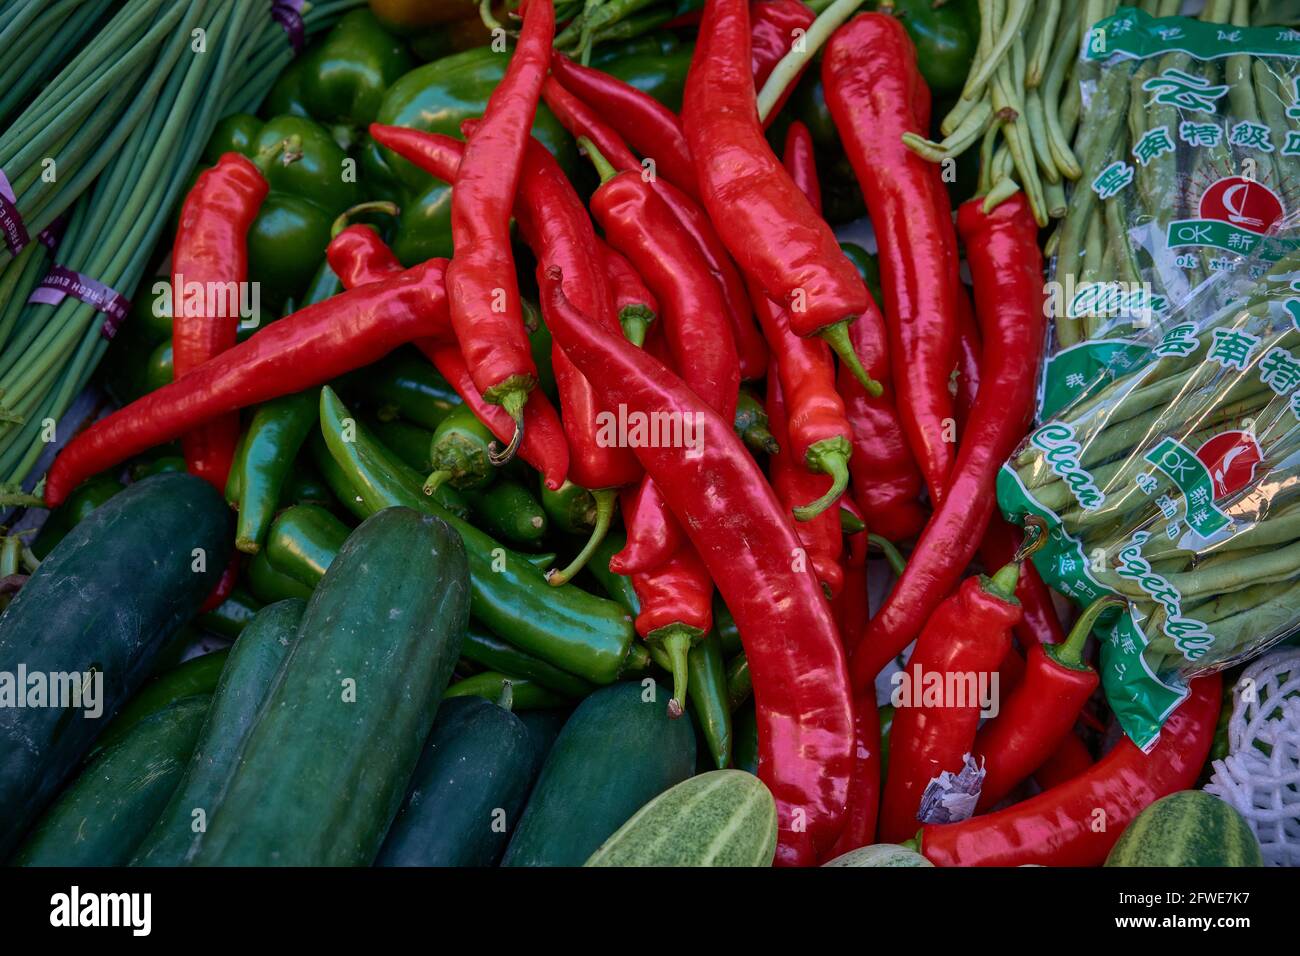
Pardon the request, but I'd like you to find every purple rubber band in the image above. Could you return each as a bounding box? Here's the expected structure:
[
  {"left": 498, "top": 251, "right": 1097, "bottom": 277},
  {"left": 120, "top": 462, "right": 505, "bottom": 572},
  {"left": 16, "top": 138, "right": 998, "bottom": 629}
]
[
  {"left": 29, "top": 265, "right": 131, "bottom": 340},
  {"left": 0, "top": 169, "right": 31, "bottom": 257},
  {"left": 37, "top": 215, "right": 68, "bottom": 250},
  {"left": 272, "top": 0, "right": 306, "bottom": 55}
]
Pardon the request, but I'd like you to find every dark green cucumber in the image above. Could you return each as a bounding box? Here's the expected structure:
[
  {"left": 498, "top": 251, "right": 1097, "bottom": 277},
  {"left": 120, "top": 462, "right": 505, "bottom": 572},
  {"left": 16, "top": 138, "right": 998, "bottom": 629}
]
[
  {"left": 377, "top": 696, "right": 540, "bottom": 867},
  {"left": 194, "top": 508, "right": 469, "bottom": 866},
  {"left": 0, "top": 473, "right": 229, "bottom": 857},
  {"left": 132, "top": 599, "right": 305, "bottom": 867},
  {"left": 92, "top": 649, "right": 230, "bottom": 755},
  {"left": 12, "top": 696, "right": 210, "bottom": 867},
  {"left": 501, "top": 680, "right": 696, "bottom": 867}
]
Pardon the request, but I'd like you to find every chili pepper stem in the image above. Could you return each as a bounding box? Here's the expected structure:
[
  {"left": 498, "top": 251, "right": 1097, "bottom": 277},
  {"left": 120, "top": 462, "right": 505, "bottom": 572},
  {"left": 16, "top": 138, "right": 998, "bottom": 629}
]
[
  {"left": 423, "top": 470, "right": 452, "bottom": 497},
  {"left": 486, "top": 383, "right": 532, "bottom": 466},
  {"left": 868, "top": 534, "right": 907, "bottom": 577},
  {"left": 618, "top": 304, "right": 653, "bottom": 347},
  {"left": 651, "top": 623, "right": 697, "bottom": 719},
  {"left": 1046, "top": 595, "right": 1127, "bottom": 671},
  {"left": 793, "top": 437, "right": 851, "bottom": 521},
  {"left": 986, "top": 561, "right": 1022, "bottom": 602},
  {"left": 330, "top": 201, "right": 401, "bottom": 239},
  {"left": 820, "top": 322, "right": 882, "bottom": 396},
  {"left": 496, "top": 679, "right": 515, "bottom": 713},
  {"left": 577, "top": 135, "right": 618, "bottom": 184},
  {"left": 547, "top": 487, "right": 618, "bottom": 587}
]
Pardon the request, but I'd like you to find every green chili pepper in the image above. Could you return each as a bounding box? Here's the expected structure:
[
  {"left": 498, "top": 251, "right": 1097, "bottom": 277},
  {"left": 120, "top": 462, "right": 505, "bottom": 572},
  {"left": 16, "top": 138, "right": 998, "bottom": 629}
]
[
  {"left": 725, "top": 651, "right": 752, "bottom": 712},
  {"left": 462, "top": 624, "right": 595, "bottom": 699},
  {"left": 686, "top": 633, "right": 732, "bottom": 769},
  {"left": 30, "top": 473, "right": 123, "bottom": 560},
  {"left": 586, "top": 531, "right": 642, "bottom": 619},
  {"left": 196, "top": 586, "right": 262, "bottom": 640},
  {"left": 733, "top": 702, "right": 759, "bottom": 776},
  {"left": 465, "top": 479, "right": 549, "bottom": 546},
  {"left": 444, "top": 671, "right": 569, "bottom": 710},
  {"left": 266, "top": 504, "right": 351, "bottom": 589},
  {"left": 540, "top": 479, "right": 598, "bottom": 535},
  {"left": 423, "top": 403, "right": 497, "bottom": 496},
  {"left": 838, "top": 242, "right": 883, "bottom": 307},
  {"left": 369, "top": 418, "right": 435, "bottom": 472},
  {"left": 734, "top": 389, "right": 779, "bottom": 455},
  {"left": 298, "top": 9, "right": 414, "bottom": 128},
  {"left": 713, "top": 597, "right": 742, "bottom": 657},
  {"left": 92, "top": 649, "right": 231, "bottom": 755},
  {"left": 203, "top": 113, "right": 363, "bottom": 307},
  {"left": 352, "top": 347, "right": 461, "bottom": 429},
  {"left": 280, "top": 462, "right": 334, "bottom": 509},
  {"left": 230, "top": 391, "right": 318, "bottom": 554},
  {"left": 248, "top": 548, "right": 314, "bottom": 604},
  {"left": 319, "top": 386, "right": 641, "bottom": 684},
  {"left": 527, "top": 299, "right": 558, "bottom": 400},
  {"left": 142, "top": 338, "right": 174, "bottom": 395}
]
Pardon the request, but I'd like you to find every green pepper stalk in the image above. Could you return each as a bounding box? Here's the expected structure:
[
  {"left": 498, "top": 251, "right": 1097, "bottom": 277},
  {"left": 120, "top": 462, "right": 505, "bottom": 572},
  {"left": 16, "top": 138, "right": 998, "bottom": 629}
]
[
  {"left": 733, "top": 389, "right": 780, "bottom": 455},
  {"left": 422, "top": 404, "right": 498, "bottom": 496},
  {"left": 546, "top": 487, "right": 618, "bottom": 587}
]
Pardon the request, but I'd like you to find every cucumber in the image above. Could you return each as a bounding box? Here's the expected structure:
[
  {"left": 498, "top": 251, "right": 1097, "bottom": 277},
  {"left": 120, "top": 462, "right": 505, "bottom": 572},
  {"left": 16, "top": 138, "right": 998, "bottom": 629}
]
[
  {"left": 194, "top": 508, "right": 469, "bottom": 865},
  {"left": 12, "top": 696, "right": 210, "bottom": 867},
  {"left": 1104, "top": 790, "right": 1263, "bottom": 867},
  {"left": 0, "top": 473, "right": 229, "bottom": 857},
  {"left": 502, "top": 680, "right": 696, "bottom": 867},
  {"left": 822, "top": 844, "right": 934, "bottom": 867},
  {"left": 92, "top": 649, "right": 230, "bottom": 755},
  {"left": 584, "top": 770, "right": 777, "bottom": 867},
  {"left": 132, "top": 599, "right": 305, "bottom": 867},
  {"left": 377, "top": 696, "right": 541, "bottom": 866}
]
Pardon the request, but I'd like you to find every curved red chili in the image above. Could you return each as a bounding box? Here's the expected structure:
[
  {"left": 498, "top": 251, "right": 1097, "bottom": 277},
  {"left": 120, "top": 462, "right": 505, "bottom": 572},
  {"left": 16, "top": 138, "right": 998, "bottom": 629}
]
[
  {"left": 631, "top": 542, "right": 714, "bottom": 719},
  {"left": 444, "top": 0, "right": 553, "bottom": 460},
  {"left": 823, "top": 12, "right": 960, "bottom": 505},
  {"left": 750, "top": 0, "right": 816, "bottom": 127},
  {"left": 918, "top": 674, "right": 1221, "bottom": 866},
  {"left": 878, "top": 565, "right": 1021, "bottom": 843},
  {"left": 600, "top": 241, "right": 657, "bottom": 346},
  {"left": 542, "top": 265, "right": 854, "bottom": 867},
  {"left": 822, "top": 691, "right": 882, "bottom": 862},
  {"left": 327, "top": 224, "right": 405, "bottom": 289},
  {"left": 851, "top": 194, "right": 1044, "bottom": 692},
  {"left": 171, "top": 153, "right": 268, "bottom": 490},
  {"left": 1032, "top": 733, "right": 1094, "bottom": 790},
  {"left": 611, "top": 477, "right": 683, "bottom": 575},
  {"left": 46, "top": 261, "right": 452, "bottom": 506},
  {"left": 683, "top": 0, "right": 874, "bottom": 391}
]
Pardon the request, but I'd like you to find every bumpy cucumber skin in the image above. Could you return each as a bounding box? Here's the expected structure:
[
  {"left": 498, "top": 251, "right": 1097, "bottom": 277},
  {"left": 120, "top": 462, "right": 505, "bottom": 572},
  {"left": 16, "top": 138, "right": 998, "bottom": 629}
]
[
  {"left": 194, "top": 508, "right": 469, "bottom": 866},
  {"left": 12, "top": 696, "right": 210, "bottom": 866},
  {"left": 585, "top": 770, "right": 777, "bottom": 867},
  {"left": 377, "top": 696, "right": 540, "bottom": 867},
  {"left": 502, "top": 680, "right": 696, "bottom": 867},
  {"left": 132, "top": 599, "right": 305, "bottom": 866},
  {"left": 822, "top": 844, "right": 935, "bottom": 867},
  {"left": 0, "top": 473, "right": 230, "bottom": 857},
  {"left": 1104, "top": 790, "right": 1263, "bottom": 867}
]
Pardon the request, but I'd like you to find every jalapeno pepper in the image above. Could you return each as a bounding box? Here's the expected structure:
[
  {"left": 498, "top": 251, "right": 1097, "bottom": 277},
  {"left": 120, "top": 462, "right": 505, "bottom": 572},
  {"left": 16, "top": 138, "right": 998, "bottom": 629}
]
[
  {"left": 353, "top": 347, "right": 462, "bottom": 430},
  {"left": 422, "top": 403, "right": 498, "bottom": 495},
  {"left": 465, "top": 479, "right": 549, "bottom": 546}
]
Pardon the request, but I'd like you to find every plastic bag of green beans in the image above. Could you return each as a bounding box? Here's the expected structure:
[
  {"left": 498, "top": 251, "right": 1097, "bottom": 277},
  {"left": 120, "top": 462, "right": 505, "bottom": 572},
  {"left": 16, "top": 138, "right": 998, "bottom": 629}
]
[
  {"left": 1002, "top": 219, "right": 1300, "bottom": 751},
  {"left": 1042, "top": 4, "right": 1300, "bottom": 420}
]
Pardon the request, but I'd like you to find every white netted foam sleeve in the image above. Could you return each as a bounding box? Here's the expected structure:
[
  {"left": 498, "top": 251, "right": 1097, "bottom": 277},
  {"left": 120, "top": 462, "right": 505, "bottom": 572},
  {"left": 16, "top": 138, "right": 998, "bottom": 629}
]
[{"left": 1204, "top": 648, "right": 1300, "bottom": 867}]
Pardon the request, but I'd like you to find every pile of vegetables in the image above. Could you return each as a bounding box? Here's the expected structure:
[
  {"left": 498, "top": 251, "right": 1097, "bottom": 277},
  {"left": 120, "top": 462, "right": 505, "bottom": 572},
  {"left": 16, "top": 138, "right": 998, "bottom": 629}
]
[{"left": 0, "top": 0, "right": 1295, "bottom": 872}]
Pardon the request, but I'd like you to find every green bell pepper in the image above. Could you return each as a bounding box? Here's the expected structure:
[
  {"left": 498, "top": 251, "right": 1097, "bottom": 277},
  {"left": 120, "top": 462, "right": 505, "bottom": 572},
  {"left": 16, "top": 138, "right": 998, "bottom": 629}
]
[
  {"left": 888, "top": 0, "right": 976, "bottom": 97},
  {"left": 298, "top": 9, "right": 414, "bottom": 129}
]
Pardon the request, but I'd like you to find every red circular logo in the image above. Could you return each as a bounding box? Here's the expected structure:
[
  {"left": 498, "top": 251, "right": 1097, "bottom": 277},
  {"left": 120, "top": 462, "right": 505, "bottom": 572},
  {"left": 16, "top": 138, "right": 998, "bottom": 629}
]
[
  {"left": 1199, "top": 177, "right": 1284, "bottom": 235},
  {"left": 1196, "top": 430, "right": 1262, "bottom": 498}
]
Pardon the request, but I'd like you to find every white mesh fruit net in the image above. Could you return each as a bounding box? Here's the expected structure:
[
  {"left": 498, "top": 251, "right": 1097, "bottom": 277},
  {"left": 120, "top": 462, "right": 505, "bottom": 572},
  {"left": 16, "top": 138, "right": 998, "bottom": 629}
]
[{"left": 1204, "top": 648, "right": 1300, "bottom": 867}]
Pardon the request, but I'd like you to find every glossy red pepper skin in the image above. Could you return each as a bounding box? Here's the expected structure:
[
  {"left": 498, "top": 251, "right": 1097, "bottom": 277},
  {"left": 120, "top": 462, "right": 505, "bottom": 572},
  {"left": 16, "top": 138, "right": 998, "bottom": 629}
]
[
  {"left": 550, "top": 52, "right": 700, "bottom": 200},
  {"left": 878, "top": 573, "right": 1019, "bottom": 843},
  {"left": 544, "top": 75, "right": 768, "bottom": 381},
  {"left": 952, "top": 285, "right": 981, "bottom": 441},
  {"left": 750, "top": 0, "right": 816, "bottom": 126},
  {"left": 600, "top": 241, "right": 657, "bottom": 331},
  {"left": 823, "top": 13, "right": 959, "bottom": 505},
  {"left": 824, "top": 692, "right": 882, "bottom": 860},
  {"left": 46, "top": 261, "right": 451, "bottom": 506},
  {"left": 444, "top": 0, "right": 551, "bottom": 420},
  {"left": 612, "top": 478, "right": 683, "bottom": 575},
  {"left": 851, "top": 194, "right": 1044, "bottom": 691},
  {"left": 684, "top": 0, "right": 868, "bottom": 341},
  {"left": 327, "top": 225, "right": 407, "bottom": 289},
  {"left": 921, "top": 675, "right": 1221, "bottom": 866},
  {"left": 832, "top": 559, "right": 869, "bottom": 642},
  {"left": 631, "top": 543, "right": 713, "bottom": 637},
  {"left": 766, "top": 364, "right": 843, "bottom": 598},
  {"left": 1032, "top": 732, "right": 1094, "bottom": 790},
  {"left": 590, "top": 172, "right": 740, "bottom": 424},
  {"left": 975, "top": 642, "right": 1099, "bottom": 811},
  {"left": 542, "top": 267, "right": 854, "bottom": 867},
  {"left": 171, "top": 153, "right": 268, "bottom": 490}
]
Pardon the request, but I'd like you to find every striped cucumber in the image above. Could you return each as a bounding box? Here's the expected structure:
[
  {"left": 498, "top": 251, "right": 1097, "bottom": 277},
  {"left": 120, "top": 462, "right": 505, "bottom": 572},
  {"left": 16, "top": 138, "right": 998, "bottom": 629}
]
[
  {"left": 1104, "top": 790, "right": 1263, "bottom": 867},
  {"left": 584, "top": 770, "right": 777, "bottom": 867}
]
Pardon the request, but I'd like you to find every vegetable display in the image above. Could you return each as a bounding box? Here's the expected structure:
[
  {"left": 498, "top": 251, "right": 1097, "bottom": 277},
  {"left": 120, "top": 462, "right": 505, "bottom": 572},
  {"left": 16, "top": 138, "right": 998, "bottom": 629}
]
[{"left": 0, "top": 0, "right": 1293, "bottom": 880}]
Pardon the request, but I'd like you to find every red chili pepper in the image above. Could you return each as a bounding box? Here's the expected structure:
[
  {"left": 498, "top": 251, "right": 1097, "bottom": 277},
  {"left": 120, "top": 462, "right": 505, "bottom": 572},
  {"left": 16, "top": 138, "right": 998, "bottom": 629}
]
[
  {"left": 549, "top": 54, "right": 699, "bottom": 199},
  {"left": 323, "top": 225, "right": 570, "bottom": 490},
  {"left": 541, "top": 265, "right": 853, "bottom": 866},
  {"left": 850, "top": 193, "right": 1044, "bottom": 692},
  {"left": 198, "top": 553, "right": 243, "bottom": 614},
  {"left": 974, "top": 597, "right": 1122, "bottom": 811},
  {"left": 611, "top": 477, "right": 684, "bottom": 575},
  {"left": 600, "top": 241, "right": 657, "bottom": 346},
  {"left": 45, "top": 261, "right": 452, "bottom": 506},
  {"left": 583, "top": 142, "right": 740, "bottom": 425},
  {"left": 823, "top": 692, "right": 882, "bottom": 861},
  {"left": 823, "top": 13, "right": 960, "bottom": 504},
  {"left": 750, "top": 0, "right": 816, "bottom": 126},
  {"left": 171, "top": 153, "right": 268, "bottom": 490},
  {"left": 766, "top": 363, "right": 844, "bottom": 598},
  {"left": 544, "top": 75, "right": 769, "bottom": 380},
  {"left": 831, "top": 557, "right": 869, "bottom": 641},
  {"left": 918, "top": 674, "right": 1222, "bottom": 866},
  {"left": 444, "top": 0, "right": 553, "bottom": 461},
  {"left": 1032, "top": 732, "right": 1094, "bottom": 790},
  {"left": 750, "top": 121, "right": 854, "bottom": 521},
  {"left": 631, "top": 541, "right": 714, "bottom": 718},
  {"left": 952, "top": 285, "right": 981, "bottom": 441},
  {"left": 878, "top": 564, "right": 1021, "bottom": 843},
  {"left": 684, "top": 0, "right": 875, "bottom": 391}
]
